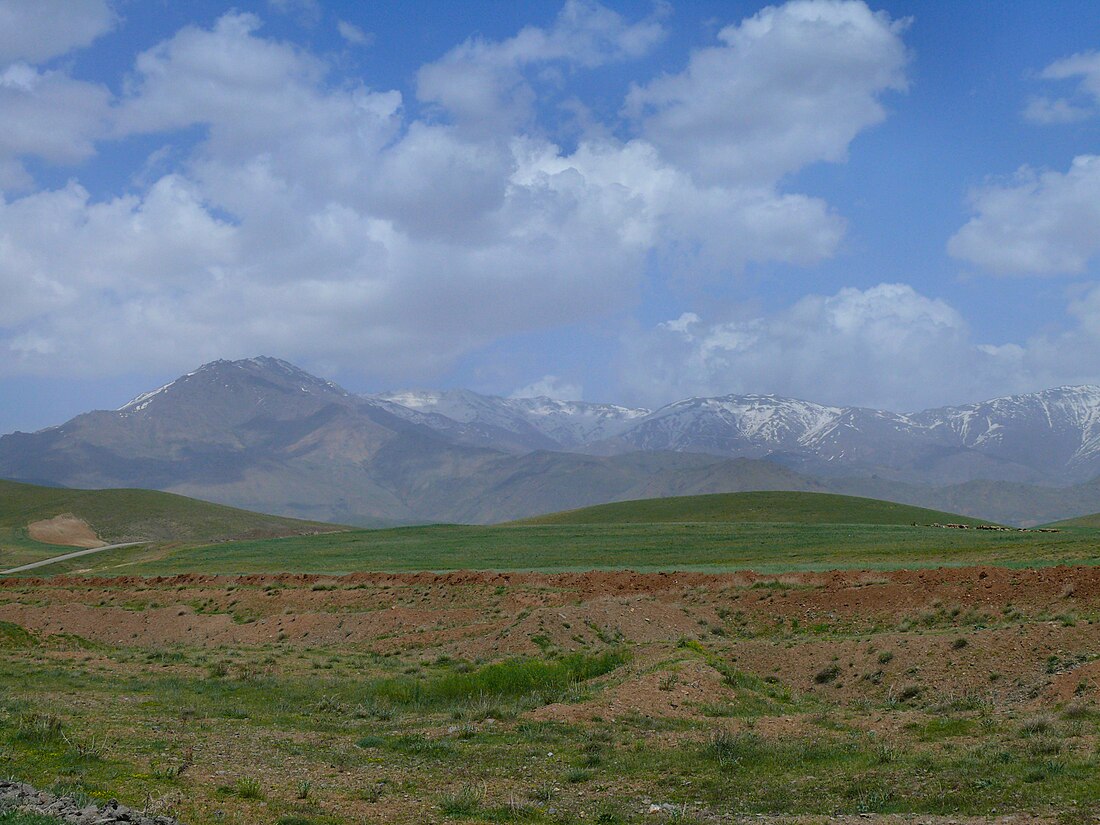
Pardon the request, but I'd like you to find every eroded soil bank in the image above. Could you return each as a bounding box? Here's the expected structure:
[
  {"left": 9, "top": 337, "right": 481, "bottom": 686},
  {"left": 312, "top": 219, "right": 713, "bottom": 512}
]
[{"left": 1, "top": 566, "right": 1097, "bottom": 824}]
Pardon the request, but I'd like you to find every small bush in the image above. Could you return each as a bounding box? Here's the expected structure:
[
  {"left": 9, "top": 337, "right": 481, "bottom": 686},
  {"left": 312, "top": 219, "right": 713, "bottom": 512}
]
[
  {"left": 813, "top": 665, "right": 840, "bottom": 685},
  {"left": 438, "top": 785, "right": 483, "bottom": 816},
  {"left": 15, "top": 712, "right": 64, "bottom": 743},
  {"left": 235, "top": 777, "right": 263, "bottom": 800},
  {"left": 565, "top": 767, "right": 591, "bottom": 783},
  {"left": 1019, "top": 713, "right": 1055, "bottom": 736}
]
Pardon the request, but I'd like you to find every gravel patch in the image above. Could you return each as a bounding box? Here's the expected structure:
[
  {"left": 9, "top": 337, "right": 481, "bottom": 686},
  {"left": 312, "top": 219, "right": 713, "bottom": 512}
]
[{"left": 0, "top": 781, "right": 182, "bottom": 825}]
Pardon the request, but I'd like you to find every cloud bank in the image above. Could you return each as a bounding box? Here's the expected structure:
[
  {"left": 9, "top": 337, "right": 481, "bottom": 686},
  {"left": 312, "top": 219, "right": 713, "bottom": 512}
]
[
  {"left": 622, "top": 283, "right": 1100, "bottom": 412},
  {"left": 0, "top": 0, "right": 909, "bottom": 386}
]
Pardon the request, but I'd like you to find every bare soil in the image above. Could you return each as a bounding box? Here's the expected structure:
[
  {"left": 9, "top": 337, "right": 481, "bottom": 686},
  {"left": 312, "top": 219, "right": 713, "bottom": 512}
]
[
  {"left": 26, "top": 514, "right": 103, "bottom": 548},
  {"left": 3, "top": 565, "right": 1098, "bottom": 715},
  {"left": 3, "top": 565, "right": 1098, "bottom": 824}
]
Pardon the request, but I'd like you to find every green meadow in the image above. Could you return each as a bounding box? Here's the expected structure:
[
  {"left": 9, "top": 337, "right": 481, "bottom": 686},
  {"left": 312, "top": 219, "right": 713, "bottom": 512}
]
[
  {"left": 17, "top": 520, "right": 1100, "bottom": 578},
  {"left": 7, "top": 490, "right": 1100, "bottom": 578}
]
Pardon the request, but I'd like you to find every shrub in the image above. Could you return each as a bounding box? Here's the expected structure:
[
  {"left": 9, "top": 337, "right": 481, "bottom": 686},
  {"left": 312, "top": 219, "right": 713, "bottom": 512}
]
[
  {"left": 813, "top": 665, "right": 840, "bottom": 684},
  {"left": 438, "top": 785, "right": 483, "bottom": 816},
  {"left": 235, "top": 777, "right": 263, "bottom": 800}
]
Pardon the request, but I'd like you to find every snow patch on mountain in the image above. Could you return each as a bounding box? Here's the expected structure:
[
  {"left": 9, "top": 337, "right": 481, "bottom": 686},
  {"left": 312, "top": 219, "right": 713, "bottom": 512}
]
[{"left": 371, "top": 389, "right": 649, "bottom": 448}]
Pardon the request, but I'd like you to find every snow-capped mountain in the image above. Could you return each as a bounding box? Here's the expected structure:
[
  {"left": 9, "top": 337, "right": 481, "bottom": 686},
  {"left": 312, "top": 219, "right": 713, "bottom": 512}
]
[
  {"left": 369, "top": 384, "right": 1100, "bottom": 483},
  {"left": 607, "top": 394, "right": 843, "bottom": 457},
  {"left": 115, "top": 357, "right": 353, "bottom": 423},
  {"left": 370, "top": 389, "right": 649, "bottom": 451},
  {"left": 912, "top": 386, "right": 1100, "bottom": 479},
  {"left": 7, "top": 356, "right": 1100, "bottom": 525}
]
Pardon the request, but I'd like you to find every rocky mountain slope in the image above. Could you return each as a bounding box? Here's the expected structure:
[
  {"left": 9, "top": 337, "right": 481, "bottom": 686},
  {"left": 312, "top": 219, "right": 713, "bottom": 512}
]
[
  {"left": 371, "top": 389, "right": 649, "bottom": 452},
  {"left": 3, "top": 357, "right": 1100, "bottom": 525},
  {"left": 386, "top": 386, "right": 1100, "bottom": 485}
]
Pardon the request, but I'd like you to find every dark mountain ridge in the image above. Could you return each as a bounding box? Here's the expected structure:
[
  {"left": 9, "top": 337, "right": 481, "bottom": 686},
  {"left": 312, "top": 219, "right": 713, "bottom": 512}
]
[{"left": 3, "top": 357, "right": 1100, "bottom": 526}]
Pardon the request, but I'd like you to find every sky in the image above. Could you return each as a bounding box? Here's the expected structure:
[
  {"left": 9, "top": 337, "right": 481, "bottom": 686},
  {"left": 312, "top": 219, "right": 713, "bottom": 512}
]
[{"left": 1, "top": 0, "right": 1100, "bottom": 432}]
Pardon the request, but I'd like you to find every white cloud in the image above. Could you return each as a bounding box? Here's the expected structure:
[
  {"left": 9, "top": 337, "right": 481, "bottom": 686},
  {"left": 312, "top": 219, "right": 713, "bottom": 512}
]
[
  {"left": 417, "top": 0, "right": 666, "bottom": 133},
  {"left": 0, "top": 2, "right": 902, "bottom": 382},
  {"left": 337, "top": 21, "right": 374, "bottom": 48},
  {"left": 948, "top": 155, "right": 1100, "bottom": 275},
  {"left": 0, "top": 63, "right": 111, "bottom": 187},
  {"left": 624, "top": 0, "right": 909, "bottom": 185},
  {"left": 510, "top": 375, "right": 583, "bottom": 401},
  {"left": 1024, "top": 50, "right": 1100, "bottom": 124},
  {"left": 114, "top": 12, "right": 404, "bottom": 205},
  {"left": 620, "top": 283, "right": 1100, "bottom": 411},
  {"left": 522, "top": 137, "right": 844, "bottom": 274},
  {"left": 621, "top": 284, "right": 976, "bottom": 410},
  {"left": 0, "top": 0, "right": 115, "bottom": 63},
  {"left": 1023, "top": 96, "right": 1091, "bottom": 125}
]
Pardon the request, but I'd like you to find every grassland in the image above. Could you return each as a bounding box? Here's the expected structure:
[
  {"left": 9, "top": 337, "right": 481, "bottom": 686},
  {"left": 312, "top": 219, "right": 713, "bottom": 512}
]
[
  {"left": 514, "top": 490, "right": 995, "bottom": 527},
  {"left": 8, "top": 488, "right": 1098, "bottom": 579},
  {"left": 18, "top": 519, "right": 1099, "bottom": 578},
  {"left": 0, "top": 479, "right": 339, "bottom": 570},
  {"left": 4, "top": 490, "right": 1100, "bottom": 823},
  {"left": 14, "top": 489, "right": 1089, "bottom": 579}
]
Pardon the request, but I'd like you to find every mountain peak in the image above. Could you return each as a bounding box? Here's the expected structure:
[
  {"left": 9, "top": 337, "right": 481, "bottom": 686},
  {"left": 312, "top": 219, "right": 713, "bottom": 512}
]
[{"left": 118, "top": 356, "right": 349, "bottom": 415}]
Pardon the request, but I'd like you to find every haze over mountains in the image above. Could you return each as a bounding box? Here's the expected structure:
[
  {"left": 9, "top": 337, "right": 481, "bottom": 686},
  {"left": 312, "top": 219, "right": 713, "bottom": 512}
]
[{"left": 3, "top": 357, "right": 1100, "bottom": 526}]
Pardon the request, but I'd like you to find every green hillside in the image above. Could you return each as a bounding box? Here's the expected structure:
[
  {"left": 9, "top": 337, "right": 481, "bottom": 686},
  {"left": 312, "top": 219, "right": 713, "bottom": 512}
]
[
  {"left": 1041, "top": 511, "right": 1100, "bottom": 528},
  {"left": 512, "top": 490, "right": 995, "bottom": 527},
  {"left": 32, "top": 519, "right": 1100, "bottom": 577},
  {"left": 0, "top": 478, "right": 340, "bottom": 569}
]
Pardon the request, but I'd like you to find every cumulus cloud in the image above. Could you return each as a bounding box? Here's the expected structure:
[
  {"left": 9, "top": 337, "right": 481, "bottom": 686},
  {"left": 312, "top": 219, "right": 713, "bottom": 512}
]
[
  {"left": 948, "top": 155, "right": 1100, "bottom": 275},
  {"left": 0, "top": 1, "right": 114, "bottom": 189},
  {"left": 510, "top": 375, "right": 583, "bottom": 401},
  {"left": 624, "top": 0, "right": 909, "bottom": 185},
  {"left": 417, "top": 0, "right": 666, "bottom": 133},
  {"left": 0, "top": 0, "right": 115, "bottom": 63},
  {"left": 0, "top": 63, "right": 111, "bottom": 188},
  {"left": 1024, "top": 50, "right": 1100, "bottom": 124},
  {"left": 0, "top": 2, "right": 906, "bottom": 383},
  {"left": 620, "top": 283, "right": 1100, "bottom": 411}
]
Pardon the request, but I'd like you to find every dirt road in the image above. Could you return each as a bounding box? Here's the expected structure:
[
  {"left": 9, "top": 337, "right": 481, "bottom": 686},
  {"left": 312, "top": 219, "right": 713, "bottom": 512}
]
[{"left": 0, "top": 541, "right": 145, "bottom": 575}]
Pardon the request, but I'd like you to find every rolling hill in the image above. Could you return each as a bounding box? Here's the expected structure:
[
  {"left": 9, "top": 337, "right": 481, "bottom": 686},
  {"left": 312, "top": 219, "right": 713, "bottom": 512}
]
[
  {"left": 1042, "top": 511, "right": 1100, "bottom": 529},
  {"left": 0, "top": 478, "right": 339, "bottom": 550},
  {"left": 512, "top": 491, "right": 994, "bottom": 527}
]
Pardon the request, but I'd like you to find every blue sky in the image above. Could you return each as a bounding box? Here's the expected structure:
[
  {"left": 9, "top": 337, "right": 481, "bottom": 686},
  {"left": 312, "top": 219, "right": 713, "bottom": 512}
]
[{"left": 1, "top": 0, "right": 1099, "bottom": 433}]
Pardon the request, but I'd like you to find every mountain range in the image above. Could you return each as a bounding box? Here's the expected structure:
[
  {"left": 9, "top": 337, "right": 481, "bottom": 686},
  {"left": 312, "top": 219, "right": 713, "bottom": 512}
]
[{"left": 2, "top": 356, "right": 1100, "bottom": 526}]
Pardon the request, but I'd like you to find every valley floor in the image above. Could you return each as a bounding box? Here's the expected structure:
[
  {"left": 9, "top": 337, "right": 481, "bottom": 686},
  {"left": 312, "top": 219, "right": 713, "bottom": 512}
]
[{"left": 1, "top": 566, "right": 1098, "bottom": 824}]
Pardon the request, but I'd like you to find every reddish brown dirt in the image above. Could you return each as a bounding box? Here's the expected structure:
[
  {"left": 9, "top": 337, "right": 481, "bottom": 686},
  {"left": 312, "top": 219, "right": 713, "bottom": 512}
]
[
  {"left": 2, "top": 565, "right": 1098, "bottom": 721},
  {"left": 26, "top": 514, "right": 103, "bottom": 548},
  {"left": 3, "top": 566, "right": 1097, "bottom": 825}
]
